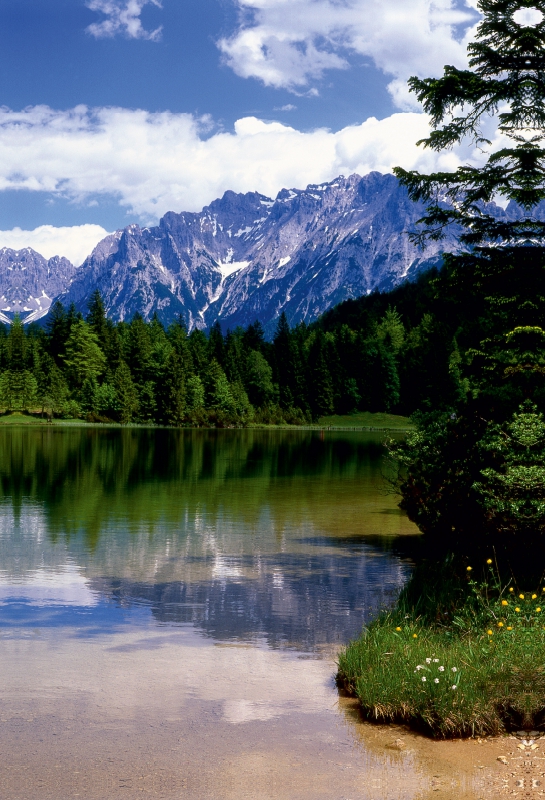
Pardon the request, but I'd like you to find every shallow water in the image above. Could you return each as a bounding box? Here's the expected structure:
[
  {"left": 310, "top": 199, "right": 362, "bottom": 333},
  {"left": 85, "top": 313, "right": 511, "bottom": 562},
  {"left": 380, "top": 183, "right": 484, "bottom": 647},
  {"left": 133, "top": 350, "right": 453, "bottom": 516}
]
[{"left": 0, "top": 428, "right": 524, "bottom": 798}]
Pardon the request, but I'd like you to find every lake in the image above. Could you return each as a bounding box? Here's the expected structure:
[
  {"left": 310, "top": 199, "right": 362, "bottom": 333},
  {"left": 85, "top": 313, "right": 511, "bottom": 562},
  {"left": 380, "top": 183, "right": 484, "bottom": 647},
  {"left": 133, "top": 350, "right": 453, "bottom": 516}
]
[{"left": 0, "top": 427, "right": 504, "bottom": 799}]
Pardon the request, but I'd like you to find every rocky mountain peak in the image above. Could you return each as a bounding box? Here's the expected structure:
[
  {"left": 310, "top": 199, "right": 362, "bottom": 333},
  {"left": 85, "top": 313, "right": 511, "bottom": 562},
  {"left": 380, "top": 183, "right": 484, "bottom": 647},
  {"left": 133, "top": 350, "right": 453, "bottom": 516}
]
[{"left": 0, "top": 171, "right": 507, "bottom": 332}]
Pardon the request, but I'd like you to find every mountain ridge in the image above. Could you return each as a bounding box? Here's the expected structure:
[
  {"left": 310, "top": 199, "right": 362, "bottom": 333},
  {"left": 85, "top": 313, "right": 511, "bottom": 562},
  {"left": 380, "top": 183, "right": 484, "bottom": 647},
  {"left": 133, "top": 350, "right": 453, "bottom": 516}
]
[
  {"left": 0, "top": 171, "right": 520, "bottom": 332},
  {"left": 59, "top": 172, "right": 457, "bottom": 333}
]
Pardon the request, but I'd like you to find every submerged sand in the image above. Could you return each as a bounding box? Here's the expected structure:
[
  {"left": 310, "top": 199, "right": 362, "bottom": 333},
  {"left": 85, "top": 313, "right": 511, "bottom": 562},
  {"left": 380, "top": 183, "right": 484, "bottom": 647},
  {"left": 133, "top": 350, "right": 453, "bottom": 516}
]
[{"left": 0, "top": 625, "right": 538, "bottom": 799}]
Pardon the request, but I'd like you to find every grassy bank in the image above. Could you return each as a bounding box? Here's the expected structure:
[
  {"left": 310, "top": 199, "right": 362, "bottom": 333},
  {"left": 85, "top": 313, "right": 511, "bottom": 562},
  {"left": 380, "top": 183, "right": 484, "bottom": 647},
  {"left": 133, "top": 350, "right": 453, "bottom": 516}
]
[
  {"left": 0, "top": 410, "right": 413, "bottom": 431},
  {"left": 337, "top": 563, "right": 545, "bottom": 737},
  {"left": 316, "top": 412, "right": 413, "bottom": 430}
]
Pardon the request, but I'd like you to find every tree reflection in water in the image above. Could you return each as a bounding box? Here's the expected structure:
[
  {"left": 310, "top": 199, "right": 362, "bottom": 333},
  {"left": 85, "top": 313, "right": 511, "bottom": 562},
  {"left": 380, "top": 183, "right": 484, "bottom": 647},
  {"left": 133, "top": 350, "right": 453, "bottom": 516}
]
[{"left": 0, "top": 427, "right": 419, "bottom": 652}]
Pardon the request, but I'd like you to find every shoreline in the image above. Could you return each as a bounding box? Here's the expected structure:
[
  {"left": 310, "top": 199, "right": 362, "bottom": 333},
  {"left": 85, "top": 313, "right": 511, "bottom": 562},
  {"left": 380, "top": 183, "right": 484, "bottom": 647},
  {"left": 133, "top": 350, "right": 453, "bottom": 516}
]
[{"left": 0, "top": 412, "right": 414, "bottom": 433}]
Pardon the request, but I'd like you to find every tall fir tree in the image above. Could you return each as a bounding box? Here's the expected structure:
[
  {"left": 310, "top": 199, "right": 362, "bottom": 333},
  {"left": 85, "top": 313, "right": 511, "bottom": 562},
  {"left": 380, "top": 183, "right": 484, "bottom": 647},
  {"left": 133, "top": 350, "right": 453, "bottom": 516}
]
[{"left": 392, "top": 0, "right": 545, "bottom": 577}]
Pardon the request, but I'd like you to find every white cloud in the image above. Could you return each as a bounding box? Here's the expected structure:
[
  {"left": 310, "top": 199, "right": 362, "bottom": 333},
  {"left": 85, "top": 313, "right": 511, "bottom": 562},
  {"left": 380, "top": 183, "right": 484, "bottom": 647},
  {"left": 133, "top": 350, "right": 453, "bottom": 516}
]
[
  {"left": 86, "top": 0, "right": 162, "bottom": 41},
  {"left": 219, "top": 0, "right": 479, "bottom": 107},
  {"left": 0, "top": 104, "right": 499, "bottom": 223},
  {"left": 0, "top": 225, "right": 111, "bottom": 266}
]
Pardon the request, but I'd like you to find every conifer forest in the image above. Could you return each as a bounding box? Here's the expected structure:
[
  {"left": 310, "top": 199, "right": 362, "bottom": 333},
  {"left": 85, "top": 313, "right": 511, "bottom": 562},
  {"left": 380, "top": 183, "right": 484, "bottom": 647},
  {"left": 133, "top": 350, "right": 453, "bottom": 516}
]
[{"left": 0, "top": 273, "right": 461, "bottom": 427}]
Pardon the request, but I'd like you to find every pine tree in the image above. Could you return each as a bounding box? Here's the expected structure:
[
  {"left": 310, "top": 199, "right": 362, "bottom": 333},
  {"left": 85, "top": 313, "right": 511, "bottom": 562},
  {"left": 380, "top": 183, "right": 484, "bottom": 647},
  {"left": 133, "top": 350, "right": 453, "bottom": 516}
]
[
  {"left": 113, "top": 361, "right": 139, "bottom": 424},
  {"left": 46, "top": 300, "right": 67, "bottom": 365},
  {"left": 158, "top": 351, "right": 187, "bottom": 426},
  {"left": 168, "top": 316, "right": 195, "bottom": 374},
  {"left": 205, "top": 359, "right": 234, "bottom": 413},
  {"left": 306, "top": 331, "right": 334, "bottom": 419},
  {"left": 188, "top": 329, "right": 209, "bottom": 378},
  {"left": 242, "top": 320, "right": 265, "bottom": 353},
  {"left": 392, "top": 0, "right": 545, "bottom": 573},
  {"left": 86, "top": 290, "right": 108, "bottom": 347},
  {"left": 63, "top": 319, "right": 106, "bottom": 388},
  {"left": 186, "top": 375, "right": 205, "bottom": 412},
  {"left": 208, "top": 321, "right": 225, "bottom": 366},
  {"left": 244, "top": 349, "right": 276, "bottom": 407},
  {"left": 124, "top": 314, "right": 152, "bottom": 387},
  {"left": 273, "top": 313, "right": 307, "bottom": 410}
]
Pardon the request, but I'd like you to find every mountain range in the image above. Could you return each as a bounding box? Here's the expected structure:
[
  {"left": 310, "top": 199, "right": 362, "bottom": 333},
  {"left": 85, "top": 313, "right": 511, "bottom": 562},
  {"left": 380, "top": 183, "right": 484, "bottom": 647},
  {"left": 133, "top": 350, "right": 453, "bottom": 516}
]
[{"left": 0, "top": 171, "right": 513, "bottom": 333}]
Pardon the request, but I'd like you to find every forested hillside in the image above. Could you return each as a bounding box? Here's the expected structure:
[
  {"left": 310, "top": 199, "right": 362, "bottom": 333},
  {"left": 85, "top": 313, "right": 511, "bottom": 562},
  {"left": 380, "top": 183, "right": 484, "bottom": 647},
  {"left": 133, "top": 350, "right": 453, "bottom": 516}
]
[{"left": 0, "top": 269, "right": 466, "bottom": 425}]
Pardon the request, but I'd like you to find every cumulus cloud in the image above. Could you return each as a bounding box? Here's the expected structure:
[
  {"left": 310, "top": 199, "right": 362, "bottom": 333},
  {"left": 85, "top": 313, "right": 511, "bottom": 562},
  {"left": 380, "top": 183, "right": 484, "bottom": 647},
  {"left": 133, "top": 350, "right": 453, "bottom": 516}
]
[
  {"left": 0, "top": 225, "right": 112, "bottom": 266},
  {"left": 86, "top": 0, "right": 162, "bottom": 41},
  {"left": 0, "top": 104, "right": 501, "bottom": 222},
  {"left": 219, "top": 0, "right": 479, "bottom": 107}
]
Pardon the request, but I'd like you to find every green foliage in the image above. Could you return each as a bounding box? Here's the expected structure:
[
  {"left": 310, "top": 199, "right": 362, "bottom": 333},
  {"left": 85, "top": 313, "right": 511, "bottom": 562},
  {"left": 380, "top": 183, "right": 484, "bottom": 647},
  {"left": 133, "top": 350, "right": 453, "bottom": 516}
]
[
  {"left": 244, "top": 349, "right": 276, "bottom": 407},
  {"left": 113, "top": 361, "right": 139, "bottom": 424},
  {"left": 63, "top": 319, "right": 106, "bottom": 387},
  {"left": 186, "top": 374, "right": 205, "bottom": 411},
  {"left": 378, "top": 0, "right": 545, "bottom": 580},
  {"left": 474, "top": 402, "right": 545, "bottom": 536},
  {"left": 338, "top": 558, "right": 545, "bottom": 737}
]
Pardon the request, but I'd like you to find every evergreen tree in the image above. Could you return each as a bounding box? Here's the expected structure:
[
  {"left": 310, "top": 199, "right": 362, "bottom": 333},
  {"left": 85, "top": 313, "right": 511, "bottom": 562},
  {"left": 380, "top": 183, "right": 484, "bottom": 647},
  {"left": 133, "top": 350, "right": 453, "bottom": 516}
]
[
  {"left": 113, "top": 361, "right": 139, "bottom": 424},
  {"left": 186, "top": 374, "right": 205, "bottom": 412},
  {"left": 168, "top": 317, "right": 195, "bottom": 374},
  {"left": 208, "top": 320, "right": 225, "bottom": 366},
  {"left": 81, "top": 375, "right": 99, "bottom": 414},
  {"left": 224, "top": 329, "right": 244, "bottom": 383},
  {"left": 188, "top": 329, "right": 209, "bottom": 378},
  {"left": 392, "top": 0, "right": 545, "bottom": 574},
  {"left": 244, "top": 349, "right": 276, "bottom": 407},
  {"left": 306, "top": 331, "right": 334, "bottom": 419},
  {"left": 63, "top": 319, "right": 106, "bottom": 388},
  {"left": 46, "top": 301, "right": 68, "bottom": 366},
  {"left": 158, "top": 351, "right": 186, "bottom": 426},
  {"left": 43, "top": 362, "right": 69, "bottom": 417},
  {"left": 86, "top": 290, "right": 108, "bottom": 347},
  {"left": 124, "top": 314, "right": 152, "bottom": 387},
  {"left": 242, "top": 320, "right": 265, "bottom": 353},
  {"left": 205, "top": 359, "right": 234, "bottom": 412},
  {"left": 273, "top": 313, "right": 307, "bottom": 410},
  {"left": 376, "top": 307, "right": 405, "bottom": 354}
]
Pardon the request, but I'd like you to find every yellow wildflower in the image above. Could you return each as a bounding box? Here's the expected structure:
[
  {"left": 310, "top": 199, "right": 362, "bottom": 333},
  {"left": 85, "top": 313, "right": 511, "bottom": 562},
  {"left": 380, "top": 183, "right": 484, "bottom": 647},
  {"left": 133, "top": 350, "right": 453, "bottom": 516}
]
[
  {"left": 501, "top": 600, "right": 508, "bottom": 606},
  {"left": 497, "top": 621, "right": 504, "bottom": 627},
  {"left": 487, "top": 630, "right": 493, "bottom": 635},
  {"left": 467, "top": 566, "right": 472, "bottom": 572},
  {"left": 486, "top": 559, "right": 492, "bottom": 564},
  {"left": 515, "top": 607, "right": 521, "bottom": 612},
  {"left": 519, "top": 594, "right": 525, "bottom": 599},
  {"left": 533, "top": 594, "right": 538, "bottom": 599},
  {"left": 509, "top": 587, "right": 514, "bottom": 592},
  {"left": 507, "top": 626, "right": 513, "bottom": 631},
  {"left": 395, "top": 627, "right": 402, "bottom": 631},
  {"left": 537, "top": 608, "right": 542, "bottom": 613},
  {"left": 413, "top": 634, "right": 418, "bottom": 639}
]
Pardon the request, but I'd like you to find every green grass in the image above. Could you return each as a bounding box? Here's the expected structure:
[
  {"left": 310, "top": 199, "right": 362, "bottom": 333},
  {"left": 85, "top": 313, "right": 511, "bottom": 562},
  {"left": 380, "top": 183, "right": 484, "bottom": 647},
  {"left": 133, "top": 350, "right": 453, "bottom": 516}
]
[
  {"left": 0, "top": 411, "right": 412, "bottom": 430},
  {"left": 316, "top": 412, "right": 413, "bottom": 429},
  {"left": 337, "top": 563, "right": 545, "bottom": 737},
  {"left": 0, "top": 412, "right": 49, "bottom": 425}
]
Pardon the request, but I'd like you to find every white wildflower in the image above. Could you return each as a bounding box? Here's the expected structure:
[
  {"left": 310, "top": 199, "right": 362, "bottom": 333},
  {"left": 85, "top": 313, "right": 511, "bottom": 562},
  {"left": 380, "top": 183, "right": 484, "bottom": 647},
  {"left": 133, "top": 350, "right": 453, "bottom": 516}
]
[
  {"left": 425, "top": 658, "right": 432, "bottom": 664},
  {"left": 434, "top": 678, "right": 440, "bottom": 683},
  {"left": 451, "top": 685, "right": 457, "bottom": 690},
  {"left": 433, "top": 658, "right": 439, "bottom": 663},
  {"left": 438, "top": 666, "right": 445, "bottom": 672},
  {"left": 416, "top": 665, "right": 424, "bottom": 670},
  {"left": 451, "top": 667, "right": 457, "bottom": 673},
  {"left": 422, "top": 677, "right": 427, "bottom": 682}
]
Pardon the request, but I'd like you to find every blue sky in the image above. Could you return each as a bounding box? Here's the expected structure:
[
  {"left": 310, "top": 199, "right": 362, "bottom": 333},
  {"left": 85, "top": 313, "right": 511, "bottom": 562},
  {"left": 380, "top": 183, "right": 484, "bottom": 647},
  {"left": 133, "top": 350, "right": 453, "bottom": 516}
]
[{"left": 0, "top": 0, "right": 480, "bottom": 263}]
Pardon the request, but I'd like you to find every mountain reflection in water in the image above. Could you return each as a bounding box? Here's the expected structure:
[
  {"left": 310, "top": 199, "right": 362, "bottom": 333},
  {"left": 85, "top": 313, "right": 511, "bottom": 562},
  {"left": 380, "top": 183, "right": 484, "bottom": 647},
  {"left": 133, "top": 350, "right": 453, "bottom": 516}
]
[{"left": 0, "top": 427, "right": 419, "bottom": 652}]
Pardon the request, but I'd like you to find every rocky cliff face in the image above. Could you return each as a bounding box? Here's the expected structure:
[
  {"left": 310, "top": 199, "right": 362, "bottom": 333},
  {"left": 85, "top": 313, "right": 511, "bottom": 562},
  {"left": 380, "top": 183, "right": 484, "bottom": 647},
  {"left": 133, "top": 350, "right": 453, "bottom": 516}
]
[
  {"left": 60, "top": 172, "right": 459, "bottom": 332},
  {"left": 0, "top": 248, "right": 76, "bottom": 324},
  {"left": 1, "top": 172, "right": 516, "bottom": 331}
]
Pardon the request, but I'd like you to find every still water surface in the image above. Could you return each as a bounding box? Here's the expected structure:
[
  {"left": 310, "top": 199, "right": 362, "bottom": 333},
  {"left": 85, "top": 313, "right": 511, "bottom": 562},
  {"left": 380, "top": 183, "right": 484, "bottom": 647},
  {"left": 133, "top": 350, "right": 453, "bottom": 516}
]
[{"left": 0, "top": 428, "right": 507, "bottom": 799}]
